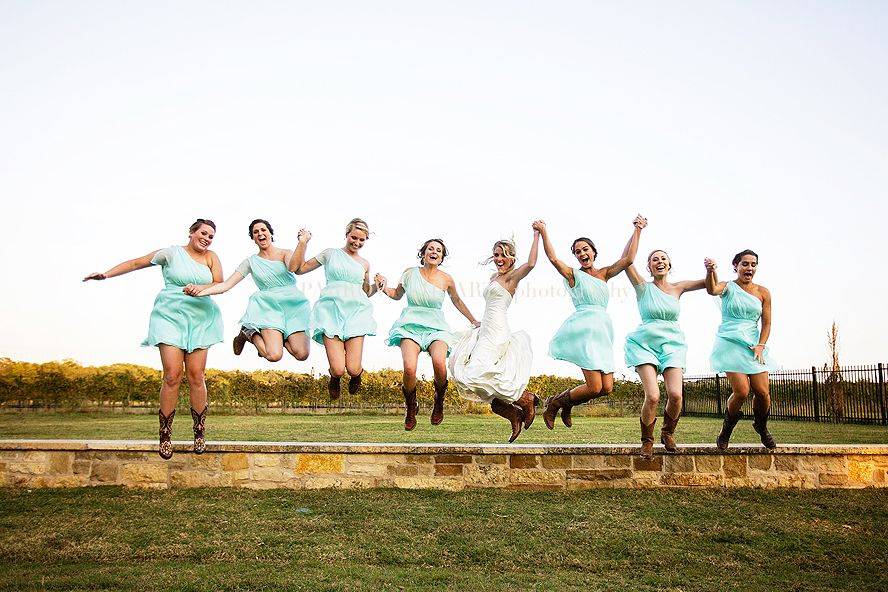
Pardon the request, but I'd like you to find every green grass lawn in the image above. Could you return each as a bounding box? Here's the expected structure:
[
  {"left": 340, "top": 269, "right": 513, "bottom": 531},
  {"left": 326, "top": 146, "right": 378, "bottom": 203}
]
[
  {"left": 0, "top": 412, "right": 886, "bottom": 444},
  {"left": 0, "top": 487, "right": 885, "bottom": 591}
]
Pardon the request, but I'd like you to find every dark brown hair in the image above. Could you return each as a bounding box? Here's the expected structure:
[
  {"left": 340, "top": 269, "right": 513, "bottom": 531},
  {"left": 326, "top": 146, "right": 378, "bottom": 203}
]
[
  {"left": 189, "top": 218, "right": 216, "bottom": 233},
  {"left": 571, "top": 237, "right": 597, "bottom": 260},
  {"left": 647, "top": 249, "right": 671, "bottom": 273},
  {"left": 248, "top": 219, "right": 274, "bottom": 240},
  {"left": 732, "top": 249, "right": 759, "bottom": 267},
  {"left": 417, "top": 238, "right": 447, "bottom": 262}
]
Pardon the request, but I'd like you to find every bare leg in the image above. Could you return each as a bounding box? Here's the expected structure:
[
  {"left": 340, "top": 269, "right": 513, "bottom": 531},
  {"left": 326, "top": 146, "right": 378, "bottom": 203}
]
[
  {"left": 158, "top": 345, "right": 185, "bottom": 415},
  {"left": 428, "top": 340, "right": 449, "bottom": 387},
  {"left": 726, "top": 372, "right": 751, "bottom": 415},
  {"left": 254, "top": 329, "right": 284, "bottom": 362},
  {"left": 323, "top": 337, "right": 347, "bottom": 379},
  {"left": 344, "top": 336, "right": 365, "bottom": 378},
  {"left": 637, "top": 364, "right": 661, "bottom": 425},
  {"left": 184, "top": 348, "right": 209, "bottom": 411},
  {"left": 284, "top": 331, "right": 310, "bottom": 361},
  {"left": 662, "top": 367, "right": 683, "bottom": 419},
  {"left": 749, "top": 372, "right": 771, "bottom": 415},
  {"left": 400, "top": 339, "right": 421, "bottom": 392}
]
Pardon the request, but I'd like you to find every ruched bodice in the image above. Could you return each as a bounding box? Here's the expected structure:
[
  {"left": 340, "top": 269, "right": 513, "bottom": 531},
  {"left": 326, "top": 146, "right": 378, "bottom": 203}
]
[
  {"left": 324, "top": 248, "right": 365, "bottom": 285},
  {"left": 568, "top": 270, "right": 609, "bottom": 309},
  {"left": 405, "top": 268, "right": 446, "bottom": 309},
  {"left": 247, "top": 256, "right": 298, "bottom": 291},
  {"left": 625, "top": 283, "right": 686, "bottom": 372},
  {"left": 160, "top": 246, "right": 214, "bottom": 289},
  {"left": 637, "top": 283, "right": 680, "bottom": 322},
  {"left": 387, "top": 268, "right": 453, "bottom": 352},
  {"left": 237, "top": 253, "right": 310, "bottom": 337},
  {"left": 309, "top": 248, "right": 376, "bottom": 344}
]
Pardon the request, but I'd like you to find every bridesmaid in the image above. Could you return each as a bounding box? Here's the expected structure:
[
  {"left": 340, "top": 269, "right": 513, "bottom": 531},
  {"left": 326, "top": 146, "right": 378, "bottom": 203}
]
[
  {"left": 705, "top": 250, "right": 777, "bottom": 450},
  {"left": 624, "top": 246, "right": 706, "bottom": 458},
  {"left": 293, "top": 218, "right": 377, "bottom": 398},
  {"left": 83, "top": 219, "right": 223, "bottom": 459},
  {"left": 538, "top": 216, "right": 645, "bottom": 430},
  {"left": 375, "top": 238, "right": 480, "bottom": 430},
  {"left": 195, "top": 219, "right": 311, "bottom": 362},
  {"left": 449, "top": 226, "right": 540, "bottom": 442}
]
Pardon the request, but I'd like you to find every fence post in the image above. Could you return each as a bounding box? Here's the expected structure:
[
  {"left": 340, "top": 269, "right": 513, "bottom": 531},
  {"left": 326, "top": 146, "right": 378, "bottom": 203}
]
[
  {"left": 811, "top": 366, "right": 820, "bottom": 423},
  {"left": 878, "top": 363, "right": 887, "bottom": 426},
  {"left": 715, "top": 374, "right": 722, "bottom": 416}
]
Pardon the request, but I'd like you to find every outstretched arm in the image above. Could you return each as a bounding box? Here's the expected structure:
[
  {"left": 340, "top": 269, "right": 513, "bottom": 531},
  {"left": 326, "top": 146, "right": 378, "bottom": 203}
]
[
  {"left": 704, "top": 258, "right": 727, "bottom": 295},
  {"left": 446, "top": 277, "right": 480, "bottom": 327},
  {"left": 195, "top": 271, "right": 245, "bottom": 296},
  {"left": 675, "top": 278, "right": 707, "bottom": 296},
  {"left": 509, "top": 227, "right": 540, "bottom": 283},
  {"left": 288, "top": 229, "right": 311, "bottom": 273},
  {"left": 603, "top": 215, "right": 646, "bottom": 280},
  {"left": 753, "top": 287, "right": 772, "bottom": 363},
  {"left": 533, "top": 220, "right": 573, "bottom": 283},
  {"left": 83, "top": 250, "right": 159, "bottom": 281},
  {"left": 374, "top": 273, "right": 405, "bottom": 300}
]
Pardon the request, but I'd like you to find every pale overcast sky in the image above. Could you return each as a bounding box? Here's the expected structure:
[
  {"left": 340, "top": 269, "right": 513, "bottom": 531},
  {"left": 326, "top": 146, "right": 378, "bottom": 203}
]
[{"left": 2, "top": 1, "right": 886, "bottom": 379}]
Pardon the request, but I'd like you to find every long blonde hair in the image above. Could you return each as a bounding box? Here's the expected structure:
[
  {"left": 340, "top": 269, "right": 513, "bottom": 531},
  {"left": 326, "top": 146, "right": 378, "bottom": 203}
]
[
  {"left": 345, "top": 218, "right": 370, "bottom": 237},
  {"left": 484, "top": 239, "right": 517, "bottom": 267}
]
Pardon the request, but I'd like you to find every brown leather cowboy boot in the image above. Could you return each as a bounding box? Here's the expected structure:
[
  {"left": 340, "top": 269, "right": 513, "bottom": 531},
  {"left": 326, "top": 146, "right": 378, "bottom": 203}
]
[
  {"left": 543, "top": 388, "right": 572, "bottom": 430},
  {"left": 190, "top": 405, "right": 208, "bottom": 454},
  {"left": 716, "top": 409, "right": 743, "bottom": 450},
  {"left": 640, "top": 417, "right": 656, "bottom": 459},
  {"left": 328, "top": 375, "right": 342, "bottom": 400},
  {"left": 403, "top": 385, "right": 418, "bottom": 431},
  {"left": 348, "top": 371, "right": 363, "bottom": 395},
  {"left": 514, "top": 391, "right": 540, "bottom": 429},
  {"left": 158, "top": 409, "right": 175, "bottom": 460},
  {"left": 431, "top": 379, "right": 447, "bottom": 426},
  {"left": 660, "top": 409, "right": 680, "bottom": 453},
  {"left": 491, "top": 399, "right": 524, "bottom": 443},
  {"left": 752, "top": 408, "right": 777, "bottom": 449},
  {"left": 232, "top": 327, "right": 248, "bottom": 356}
]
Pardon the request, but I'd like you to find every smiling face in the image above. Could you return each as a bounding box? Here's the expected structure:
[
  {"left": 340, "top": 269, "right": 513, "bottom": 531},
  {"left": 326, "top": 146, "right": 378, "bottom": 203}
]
[
  {"left": 421, "top": 240, "right": 445, "bottom": 267},
  {"left": 345, "top": 228, "right": 368, "bottom": 253},
  {"left": 251, "top": 222, "right": 272, "bottom": 249},
  {"left": 734, "top": 254, "right": 758, "bottom": 281},
  {"left": 189, "top": 223, "right": 215, "bottom": 252},
  {"left": 572, "top": 240, "right": 596, "bottom": 269},
  {"left": 647, "top": 250, "right": 671, "bottom": 278},
  {"left": 492, "top": 245, "right": 513, "bottom": 272}
]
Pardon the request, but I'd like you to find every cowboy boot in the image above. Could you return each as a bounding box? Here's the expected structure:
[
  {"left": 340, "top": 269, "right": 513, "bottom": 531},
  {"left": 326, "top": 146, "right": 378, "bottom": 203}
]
[
  {"left": 431, "top": 379, "right": 447, "bottom": 426},
  {"left": 514, "top": 391, "right": 540, "bottom": 429},
  {"left": 190, "top": 405, "right": 208, "bottom": 454},
  {"left": 491, "top": 399, "right": 524, "bottom": 443},
  {"left": 640, "top": 417, "right": 657, "bottom": 460},
  {"left": 660, "top": 409, "right": 681, "bottom": 453},
  {"left": 716, "top": 409, "right": 743, "bottom": 451},
  {"left": 328, "top": 375, "right": 341, "bottom": 400},
  {"left": 158, "top": 409, "right": 175, "bottom": 460},
  {"left": 543, "top": 388, "right": 572, "bottom": 430},
  {"left": 232, "top": 327, "right": 248, "bottom": 356},
  {"left": 403, "top": 385, "right": 419, "bottom": 431},
  {"left": 348, "top": 371, "right": 363, "bottom": 395},
  {"left": 752, "top": 408, "right": 777, "bottom": 449}
]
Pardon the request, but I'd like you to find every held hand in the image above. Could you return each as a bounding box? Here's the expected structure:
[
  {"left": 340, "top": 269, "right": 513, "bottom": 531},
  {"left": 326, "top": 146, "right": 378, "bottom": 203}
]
[
  {"left": 750, "top": 344, "right": 766, "bottom": 364},
  {"left": 704, "top": 258, "right": 717, "bottom": 272},
  {"left": 374, "top": 274, "right": 387, "bottom": 290},
  {"left": 183, "top": 284, "right": 202, "bottom": 297},
  {"left": 83, "top": 272, "right": 106, "bottom": 282},
  {"left": 472, "top": 320, "right": 481, "bottom": 329},
  {"left": 532, "top": 219, "right": 546, "bottom": 234},
  {"left": 297, "top": 228, "right": 311, "bottom": 243},
  {"left": 633, "top": 214, "right": 648, "bottom": 230}
]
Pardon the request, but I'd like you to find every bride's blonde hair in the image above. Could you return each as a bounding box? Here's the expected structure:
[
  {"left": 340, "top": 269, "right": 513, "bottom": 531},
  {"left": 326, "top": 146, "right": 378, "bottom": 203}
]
[
  {"left": 483, "top": 239, "right": 517, "bottom": 267},
  {"left": 345, "top": 218, "right": 370, "bottom": 237}
]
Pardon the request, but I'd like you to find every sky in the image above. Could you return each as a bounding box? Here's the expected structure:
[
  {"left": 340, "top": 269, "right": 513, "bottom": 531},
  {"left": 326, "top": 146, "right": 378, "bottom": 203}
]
[{"left": 1, "top": 1, "right": 887, "bottom": 380}]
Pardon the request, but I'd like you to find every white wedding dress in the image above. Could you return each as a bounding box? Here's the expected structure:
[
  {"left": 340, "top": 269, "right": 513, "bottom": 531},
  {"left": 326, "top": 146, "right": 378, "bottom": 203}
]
[{"left": 449, "top": 281, "right": 533, "bottom": 404}]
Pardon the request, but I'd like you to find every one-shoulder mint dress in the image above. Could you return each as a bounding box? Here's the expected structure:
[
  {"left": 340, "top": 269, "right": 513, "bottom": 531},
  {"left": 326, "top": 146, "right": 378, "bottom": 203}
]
[
  {"left": 387, "top": 267, "right": 454, "bottom": 353},
  {"left": 142, "top": 246, "right": 224, "bottom": 353},
  {"left": 711, "top": 281, "right": 775, "bottom": 374},
  {"left": 309, "top": 248, "right": 376, "bottom": 345},
  {"left": 624, "top": 283, "right": 686, "bottom": 373},
  {"left": 237, "top": 255, "right": 311, "bottom": 337},
  {"left": 549, "top": 270, "right": 614, "bottom": 373}
]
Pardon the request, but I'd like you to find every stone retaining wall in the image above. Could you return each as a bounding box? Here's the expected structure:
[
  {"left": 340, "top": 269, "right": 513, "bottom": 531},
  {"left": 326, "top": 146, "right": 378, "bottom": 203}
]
[{"left": 1, "top": 440, "right": 886, "bottom": 490}]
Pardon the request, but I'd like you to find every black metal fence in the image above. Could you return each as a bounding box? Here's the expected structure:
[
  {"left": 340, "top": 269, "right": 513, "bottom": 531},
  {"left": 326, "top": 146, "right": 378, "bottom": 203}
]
[{"left": 682, "top": 363, "right": 888, "bottom": 425}]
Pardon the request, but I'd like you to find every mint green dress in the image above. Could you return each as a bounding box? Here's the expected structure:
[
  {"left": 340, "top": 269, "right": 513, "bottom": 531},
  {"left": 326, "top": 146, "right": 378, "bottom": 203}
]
[
  {"left": 711, "top": 281, "right": 775, "bottom": 374},
  {"left": 237, "top": 255, "right": 311, "bottom": 337},
  {"left": 309, "top": 248, "right": 376, "bottom": 344},
  {"left": 387, "top": 267, "right": 454, "bottom": 353},
  {"left": 624, "top": 283, "right": 686, "bottom": 373},
  {"left": 549, "top": 270, "right": 614, "bottom": 373},
  {"left": 142, "top": 246, "right": 224, "bottom": 352}
]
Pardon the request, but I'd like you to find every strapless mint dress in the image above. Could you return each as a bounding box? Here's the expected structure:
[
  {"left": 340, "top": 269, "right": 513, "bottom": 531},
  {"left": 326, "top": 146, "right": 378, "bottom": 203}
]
[
  {"left": 387, "top": 267, "right": 454, "bottom": 352},
  {"left": 142, "top": 246, "right": 224, "bottom": 352},
  {"left": 237, "top": 255, "right": 311, "bottom": 337},
  {"left": 624, "top": 282, "right": 686, "bottom": 372},
  {"left": 309, "top": 248, "right": 376, "bottom": 344},
  {"left": 710, "top": 281, "right": 775, "bottom": 374},
  {"left": 548, "top": 270, "right": 614, "bottom": 373}
]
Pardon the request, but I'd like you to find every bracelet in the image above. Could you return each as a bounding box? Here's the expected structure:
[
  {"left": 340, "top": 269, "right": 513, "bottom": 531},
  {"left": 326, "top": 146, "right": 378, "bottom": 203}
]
[{"left": 755, "top": 343, "right": 766, "bottom": 347}]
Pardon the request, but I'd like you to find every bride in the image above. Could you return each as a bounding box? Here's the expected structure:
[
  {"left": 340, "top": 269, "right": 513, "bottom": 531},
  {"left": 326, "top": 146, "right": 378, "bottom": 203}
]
[{"left": 449, "top": 224, "right": 541, "bottom": 442}]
